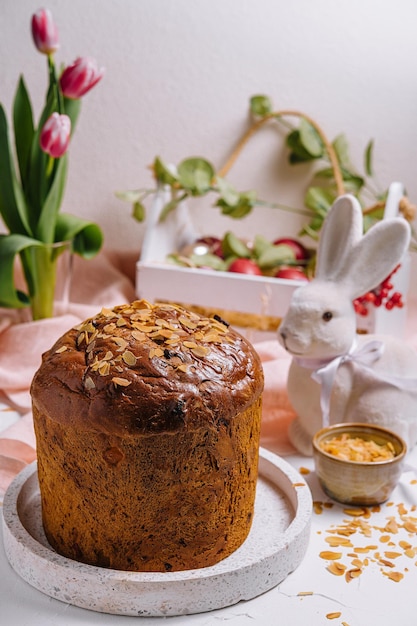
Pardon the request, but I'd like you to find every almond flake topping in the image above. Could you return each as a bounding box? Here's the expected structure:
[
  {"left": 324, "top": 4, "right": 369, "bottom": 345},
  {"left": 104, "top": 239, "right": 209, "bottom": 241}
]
[
  {"left": 55, "top": 346, "right": 68, "bottom": 353},
  {"left": 112, "top": 377, "right": 131, "bottom": 387}
]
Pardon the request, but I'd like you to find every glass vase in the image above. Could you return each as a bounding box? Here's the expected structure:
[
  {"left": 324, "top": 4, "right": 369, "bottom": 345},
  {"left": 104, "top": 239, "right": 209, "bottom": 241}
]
[{"left": 22, "top": 241, "right": 73, "bottom": 321}]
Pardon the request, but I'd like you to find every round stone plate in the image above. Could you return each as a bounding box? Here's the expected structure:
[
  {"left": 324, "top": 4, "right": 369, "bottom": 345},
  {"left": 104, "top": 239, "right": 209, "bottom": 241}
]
[{"left": 2, "top": 447, "right": 312, "bottom": 617}]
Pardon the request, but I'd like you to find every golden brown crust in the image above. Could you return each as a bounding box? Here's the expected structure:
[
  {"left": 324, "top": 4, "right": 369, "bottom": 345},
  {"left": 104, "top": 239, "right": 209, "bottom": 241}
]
[{"left": 31, "top": 300, "right": 263, "bottom": 435}]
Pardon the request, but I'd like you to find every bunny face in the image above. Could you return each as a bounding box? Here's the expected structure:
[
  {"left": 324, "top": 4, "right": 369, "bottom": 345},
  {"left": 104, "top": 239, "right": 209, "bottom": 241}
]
[{"left": 278, "top": 280, "right": 357, "bottom": 360}]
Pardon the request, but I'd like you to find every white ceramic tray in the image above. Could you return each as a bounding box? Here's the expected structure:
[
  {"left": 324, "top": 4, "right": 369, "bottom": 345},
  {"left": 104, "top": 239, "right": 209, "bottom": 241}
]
[{"left": 2, "top": 448, "right": 312, "bottom": 617}]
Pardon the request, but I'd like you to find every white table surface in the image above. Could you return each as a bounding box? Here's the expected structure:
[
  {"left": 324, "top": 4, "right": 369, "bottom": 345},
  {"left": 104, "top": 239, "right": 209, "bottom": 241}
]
[{"left": 1, "top": 431, "right": 417, "bottom": 626}]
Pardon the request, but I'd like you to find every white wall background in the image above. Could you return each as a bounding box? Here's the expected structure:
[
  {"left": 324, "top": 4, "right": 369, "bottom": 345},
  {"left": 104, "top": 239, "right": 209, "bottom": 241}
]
[{"left": 1, "top": 0, "right": 417, "bottom": 276}]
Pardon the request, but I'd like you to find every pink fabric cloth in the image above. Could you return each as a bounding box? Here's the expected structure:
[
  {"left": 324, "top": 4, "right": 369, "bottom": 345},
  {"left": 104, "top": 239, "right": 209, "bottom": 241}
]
[{"left": 1, "top": 249, "right": 417, "bottom": 497}]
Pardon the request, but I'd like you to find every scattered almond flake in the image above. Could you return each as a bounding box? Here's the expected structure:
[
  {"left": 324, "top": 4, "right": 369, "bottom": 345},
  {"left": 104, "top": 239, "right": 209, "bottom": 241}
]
[
  {"left": 98, "top": 361, "right": 110, "bottom": 376},
  {"left": 403, "top": 520, "right": 417, "bottom": 533},
  {"left": 191, "top": 346, "right": 209, "bottom": 357},
  {"left": 183, "top": 341, "right": 198, "bottom": 349},
  {"left": 116, "top": 317, "right": 127, "bottom": 327},
  {"left": 410, "top": 479, "right": 417, "bottom": 485},
  {"left": 299, "top": 466, "right": 310, "bottom": 475},
  {"left": 343, "top": 508, "right": 368, "bottom": 517},
  {"left": 325, "top": 536, "right": 353, "bottom": 547},
  {"left": 177, "top": 364, "right": 189, "bottom": 373},
  {"left": 101, "top": 307, "right": 115, "bottom": 317},
  {"left": 122, "top": 350, "right": 137, "bottom": 366},
  {"left": 84, "top": 376, "right": 95, "bottom": 390},
  {"left": 313, "top": 501, "right": 324, "bottom": 514},
  {"left": 342, "top": 622, "right": 351, "bottom": 626},
  {"left": 103, "top": 323, "right": 117, "bottom": 333},
  {"left": 383, "top": 571, "right": 404, "bottom": 582},
  {"left": 327, "top": 561, "right": 347, "bottom": 576},
  {"left": 179, "top": 316, "right": 198, "bottom": 330},
  {"left": 345, "top": 568, "right": 362, "bottom": 582},
  {"left": 385, "top": 519, "right": 399, "bottom": 534},
  {"left": 398, "top": 503, "right": 408, "bottom": 515},
  {"left": 384, "top": 551, "right": 402, "bottom": 559},
  {"left": 202, "top": 332, "right": 221, "bottom": 343},
  {"left": 323, "top": 502, "right": 334, "bottom": 509},
  {"left": 379, "top": 534, "right": 391, "bottom": 543},
  {"left": 297, "top": 591, "right": 313, "bottom": 596},
  {"left": 292, "top": 483, "right": 306, "bottom": 488},
  {"left": 386, "top": 501, "right": 394, "bottom": 507},
  {"left": 351, "top": 558, "right": 365, "bottom": 568},
  {"left": 114, "top": 365, "right": 124, "bottom": 373},
  {"left": 319, "top": 551, "right": 342, "bottom": 560},
  {"left": 326, "top": 612, "right": 342, "bottom": 620},
  {"left": 399, "top": 540, "right": 412, "bottom": 550},
  {"left": 103, "top": 351, "right": 114, "bottom": 361},
  {"left": 111, "top": 377, "right": 131, "bottom": 387},
  {"left": 378, "top": 558, "right": 394, "bottom": 567},
  {"left": 55, "top": 345, "right": 68, "bottom": 353},
  {"left": 131, "top": 331, "right": 146, "bottom": 342}
]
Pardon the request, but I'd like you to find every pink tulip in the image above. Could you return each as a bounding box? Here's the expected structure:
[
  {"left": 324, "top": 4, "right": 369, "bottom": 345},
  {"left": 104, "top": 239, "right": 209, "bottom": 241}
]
[
  {"left": 39, "top": 113, "right": 71, "bottom": 158},
  {"left": 31, "top": 8, "right": 59, "bottom": 55},
  {"left": 60, "top": 57, "right": 105, "bottom": 99}
]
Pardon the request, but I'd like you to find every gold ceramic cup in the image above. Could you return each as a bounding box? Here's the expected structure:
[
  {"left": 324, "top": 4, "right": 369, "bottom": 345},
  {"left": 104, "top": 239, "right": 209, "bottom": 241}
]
[{"left": 312, "top": 423, "right": 406, "bottom": 506}]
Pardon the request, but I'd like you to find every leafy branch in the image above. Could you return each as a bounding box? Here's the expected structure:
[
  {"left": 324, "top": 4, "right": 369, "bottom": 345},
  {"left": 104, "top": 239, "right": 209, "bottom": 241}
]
[{"left": 117, "top": 94, "right": 416, "bottom": 246}]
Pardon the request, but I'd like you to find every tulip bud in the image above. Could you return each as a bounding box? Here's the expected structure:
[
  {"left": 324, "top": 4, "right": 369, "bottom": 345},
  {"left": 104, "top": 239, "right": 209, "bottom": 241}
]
[
  {"left": 31, "top": 8, "right": 59, "bottom": 55},
  {"left": 60, "top": 57, "right": 105, "bottom": 99},
  {"left": 39, "top": 113, "right": 71, "bottom": 158}
]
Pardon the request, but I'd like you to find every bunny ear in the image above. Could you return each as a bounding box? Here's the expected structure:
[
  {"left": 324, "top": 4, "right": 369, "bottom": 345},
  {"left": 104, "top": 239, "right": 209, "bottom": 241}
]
[
  {"left": 315, "top": 195, "right": 363, "bottom": 280},
  {"left": 339, "top": 217, "right": 410, "bottom": 299}
]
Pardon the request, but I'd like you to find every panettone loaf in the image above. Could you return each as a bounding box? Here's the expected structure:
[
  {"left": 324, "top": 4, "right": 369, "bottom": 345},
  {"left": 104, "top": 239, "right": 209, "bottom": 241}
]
[{"left": 31, "top": 300, "right": 264, "bottom": 572}]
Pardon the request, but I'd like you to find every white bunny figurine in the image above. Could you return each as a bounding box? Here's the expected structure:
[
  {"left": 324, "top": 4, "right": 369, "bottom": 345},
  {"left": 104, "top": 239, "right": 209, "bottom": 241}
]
[{"left": 278, "top": 194, "right": 417, "bottom": 456}]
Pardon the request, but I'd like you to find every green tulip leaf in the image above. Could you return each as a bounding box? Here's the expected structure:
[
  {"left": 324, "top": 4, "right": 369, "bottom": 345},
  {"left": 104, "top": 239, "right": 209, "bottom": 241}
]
[
  {"left": 13, "top": 76, "right": 35, "bottom": 194},
  {"left": 0, "top": 233, "right": 43, "bottom": 307},
  {"left": 36, "top": 154, "right": 68, "bottom": 242},
  {"left": 252, "top": 234, "right": 273, "bottom": 259},
  {"left": 54, "top": 212, "right": 103, "bottom": 259},
  {"left": 286, "top": 130, "right": 317, "bottom": 163},
  {"left": 177, "top": 158, "right": 215, "bottom": 195},
  {"left": 159, "top": 193, "right": 188, "bottom": 221},
  {"left": 332, "top": 134, "right": 351, "bottom": 170},
  {"left": 299, "top": 118, "right": 324, "bottom": 158}
]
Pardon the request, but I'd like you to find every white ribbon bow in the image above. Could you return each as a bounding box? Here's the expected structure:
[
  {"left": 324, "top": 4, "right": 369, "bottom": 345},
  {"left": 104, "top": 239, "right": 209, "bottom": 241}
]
[{"left": 294, "top": 339, "right": 417, "bottom": 427}]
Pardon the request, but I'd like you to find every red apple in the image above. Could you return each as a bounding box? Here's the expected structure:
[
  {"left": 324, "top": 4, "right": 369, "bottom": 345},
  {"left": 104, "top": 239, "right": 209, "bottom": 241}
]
[
  {"left": 228, "top": 258, "right": 262, "bottom": 276},
  {"left": 273, "top": 237, "right": 308, "bottom": 261},
  {"left": 275, "top": 267, "right": 308, "bottom": 281}
]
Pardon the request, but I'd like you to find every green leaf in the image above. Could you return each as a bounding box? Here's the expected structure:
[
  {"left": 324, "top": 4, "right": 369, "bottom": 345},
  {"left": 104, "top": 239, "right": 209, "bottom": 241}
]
[
  {"left": 222, "top": 231, "right": 251, "bottom": 258},
  {"left": 304, "top": 186, "right": 335, "bottom": 215},
  {"left": 0, "top": 233, "right": 42, "bottom": 307},
  {"left": 216, "top": 190, "right": 257, "bottom": 218},
  {"left": 250, "top": 95, "right": 273, "bottom": 117},
  {"left": 0, "top": 104, "right": 32, "bottom": 236},
  {"left": 177, "top": 158, "right": 215, "bottom": 195},
  {"left": 332, "top": 134, "right": 351, "bottom": 170},
  {"left": 13, "top": 76, "right": 34, "bottom": 195},
  {"left": 252, "top": 234, "right": 272, "bottom": 259},
  {"left": 159, "top": 193, "right": 188, "bottom": 221},
  {"left": 36, "top": 154, "right": 68, "bottom": 242},
  {"left": 189, "top": 252, "right": 226, "bottom": 271},
  {"left": 115, "top": 189, "right": 144, "bottom": 203},
  {"left": 257, "top": 244, "right": 296, "bottom": 270},
  {"left": 364, "top": 139, "right": 374, "bottom": 177},
  {"left": 286, "top": 130, "right": 317, "bottom": 163},
  {"left": 54, "top": 212, "right": 103, "bottom": 259},
  {"left": 299, "top": 118, "right": 323, "bottom": 158},
  {"left": 154, "top": 157, "right": 179, "bottom": 185},
  {"left": 132, "top": 201, "right": 146, "bottom": 222},
  {"left": 215, "top": 176, "right": 240, "bottom": 206}
]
